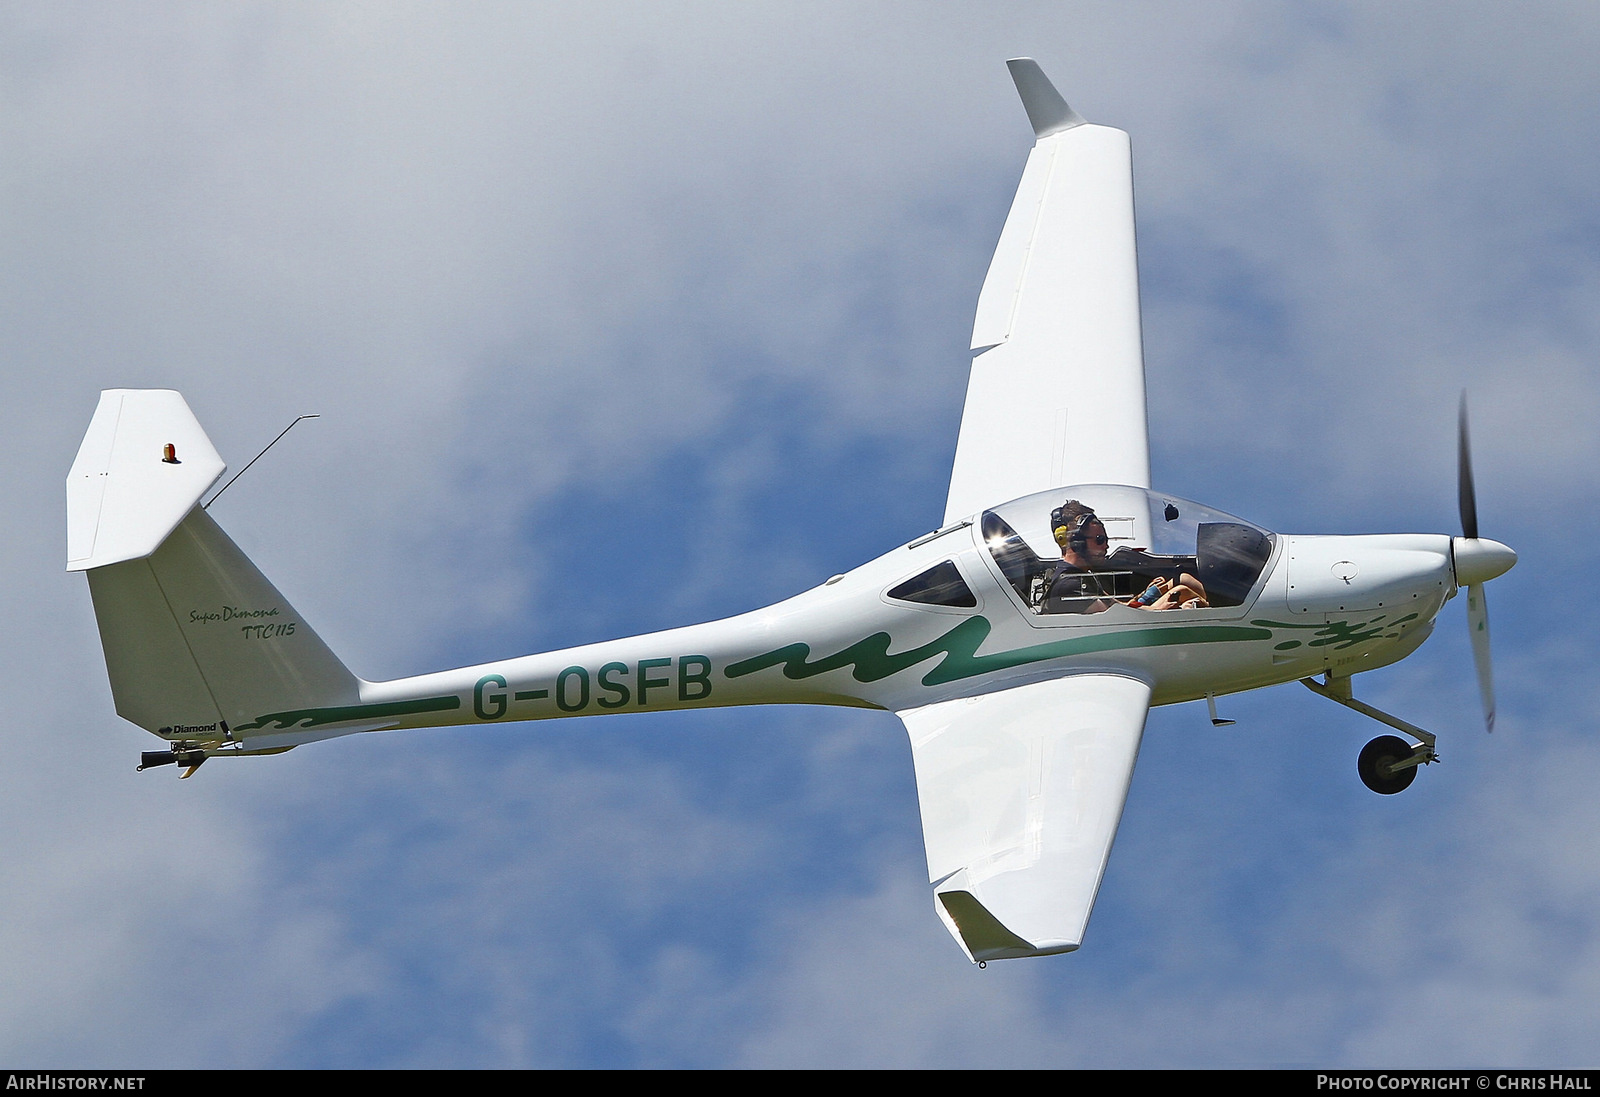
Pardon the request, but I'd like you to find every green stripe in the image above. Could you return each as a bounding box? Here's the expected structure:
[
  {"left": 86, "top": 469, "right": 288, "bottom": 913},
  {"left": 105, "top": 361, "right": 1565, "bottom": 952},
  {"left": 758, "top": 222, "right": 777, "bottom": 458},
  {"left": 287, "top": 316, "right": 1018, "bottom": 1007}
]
[
  {"left": 235, "top": 694, "right": 462, "bottom": 732},
  {"left": 725, "top": 616, "right": 1272, "bottom": 688},
  {"left": 1250, "top": 613, "right": 1418, "bottom": 650}
]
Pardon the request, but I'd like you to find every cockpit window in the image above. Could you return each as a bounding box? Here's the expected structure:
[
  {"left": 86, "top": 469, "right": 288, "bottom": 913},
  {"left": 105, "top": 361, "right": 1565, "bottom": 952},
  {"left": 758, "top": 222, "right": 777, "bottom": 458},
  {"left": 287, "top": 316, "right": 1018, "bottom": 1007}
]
[
  {"left": 1194, "top": 521, "right": 1274, "bottom": 606},
  {"left": 888, "top": 560, "right": 977, "bottom": 608},
  {"left": 980, "top": 510, "right": 1042, "bottom": 600},
  {"left": 980, "top": 486, "right": 1275, "bottom": 615}
]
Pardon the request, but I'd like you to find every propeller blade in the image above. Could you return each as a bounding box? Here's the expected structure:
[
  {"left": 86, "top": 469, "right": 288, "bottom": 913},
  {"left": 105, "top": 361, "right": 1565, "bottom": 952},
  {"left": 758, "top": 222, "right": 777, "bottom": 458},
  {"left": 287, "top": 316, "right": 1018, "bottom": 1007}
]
[
  {"left": 1458, "top": 393, "right": 1479, "bottom": 541},
  {"left": 1467, "top": 583, "right": 1495, "bottom": 732},
  {"left": 1457, "top": 395, "right": 1503, "bottom": 732}
]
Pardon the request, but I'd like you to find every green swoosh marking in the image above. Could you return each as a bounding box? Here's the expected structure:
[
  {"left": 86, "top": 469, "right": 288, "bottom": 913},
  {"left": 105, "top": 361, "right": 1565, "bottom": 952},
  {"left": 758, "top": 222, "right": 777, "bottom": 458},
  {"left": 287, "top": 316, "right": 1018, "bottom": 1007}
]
[
  {"left": 1251, "top": 613, "right": 1419, "bottom": 651},
  {"left": 725, "top": 616, "right": 1273, "bottom": 688},
  {"left": 234, "top": 694, "right": 462, "bottom": 732}
]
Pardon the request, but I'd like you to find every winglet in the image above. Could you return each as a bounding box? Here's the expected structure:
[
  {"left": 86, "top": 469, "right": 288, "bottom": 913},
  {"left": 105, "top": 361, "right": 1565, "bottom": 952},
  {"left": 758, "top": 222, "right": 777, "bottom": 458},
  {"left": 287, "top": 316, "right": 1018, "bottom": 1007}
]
[{"left": 1006, "top": 58, "right": 1086, "bottom": 138}]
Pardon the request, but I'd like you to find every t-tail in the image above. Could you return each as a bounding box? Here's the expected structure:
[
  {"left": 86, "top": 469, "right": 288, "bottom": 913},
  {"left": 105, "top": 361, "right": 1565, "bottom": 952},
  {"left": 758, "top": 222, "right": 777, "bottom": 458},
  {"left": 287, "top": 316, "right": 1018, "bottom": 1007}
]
[{"left": 68, "top": 391, "right": 362, "bottom": 774}]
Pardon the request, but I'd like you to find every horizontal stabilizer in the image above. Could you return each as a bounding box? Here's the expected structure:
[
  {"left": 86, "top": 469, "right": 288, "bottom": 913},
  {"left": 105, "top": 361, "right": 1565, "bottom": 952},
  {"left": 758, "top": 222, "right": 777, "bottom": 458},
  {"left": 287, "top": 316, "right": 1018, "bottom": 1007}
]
[{"left": 67, "top": 390, "right": 226, "bottom": 571}]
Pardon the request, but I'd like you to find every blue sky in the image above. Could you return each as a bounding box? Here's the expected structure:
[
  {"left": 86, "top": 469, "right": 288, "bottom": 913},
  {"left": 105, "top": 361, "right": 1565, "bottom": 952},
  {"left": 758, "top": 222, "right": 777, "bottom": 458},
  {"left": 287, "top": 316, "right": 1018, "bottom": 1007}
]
[{"left": 5, "top": 1, "right": 1599, "bottom": 1067}]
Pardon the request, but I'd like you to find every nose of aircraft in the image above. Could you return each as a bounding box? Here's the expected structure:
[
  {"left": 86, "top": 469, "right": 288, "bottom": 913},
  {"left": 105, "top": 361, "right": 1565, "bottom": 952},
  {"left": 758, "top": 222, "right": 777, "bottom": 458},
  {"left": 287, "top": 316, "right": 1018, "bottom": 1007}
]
[{"left": 1451, "top": 537, "right": 1517, "bottom": 587}]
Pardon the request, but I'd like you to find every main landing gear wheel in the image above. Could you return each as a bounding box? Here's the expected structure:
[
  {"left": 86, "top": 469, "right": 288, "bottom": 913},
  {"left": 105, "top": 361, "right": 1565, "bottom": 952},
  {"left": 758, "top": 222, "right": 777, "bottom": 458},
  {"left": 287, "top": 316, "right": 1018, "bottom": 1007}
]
[{"left": 1358, "top": 735, "right": 1418, "bottom": 795}]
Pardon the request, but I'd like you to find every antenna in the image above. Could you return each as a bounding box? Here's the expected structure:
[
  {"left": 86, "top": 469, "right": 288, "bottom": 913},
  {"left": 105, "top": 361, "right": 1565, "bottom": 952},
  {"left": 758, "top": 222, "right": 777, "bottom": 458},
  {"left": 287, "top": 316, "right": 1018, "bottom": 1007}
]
[{"left": 202, "top": 414, "right": 320, "bottom": 509}]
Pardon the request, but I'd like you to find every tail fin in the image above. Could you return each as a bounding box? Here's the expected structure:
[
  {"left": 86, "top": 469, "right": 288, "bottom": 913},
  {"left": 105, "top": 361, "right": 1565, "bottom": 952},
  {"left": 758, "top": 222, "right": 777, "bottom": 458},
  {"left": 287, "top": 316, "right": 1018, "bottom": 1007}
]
[{"left": 68, "top": 391, "right": 360, "bottom": 740}]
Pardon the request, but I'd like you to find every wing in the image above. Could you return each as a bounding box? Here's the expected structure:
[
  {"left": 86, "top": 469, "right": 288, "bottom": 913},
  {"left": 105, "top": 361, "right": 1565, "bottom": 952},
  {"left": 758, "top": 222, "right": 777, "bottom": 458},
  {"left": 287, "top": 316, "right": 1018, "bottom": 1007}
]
[
  {"left": 943, "top": 60, "right": 1150, "bottom": 527},
  {"left": 897, "top": 673, "right": 1152, "bottom": 961}
]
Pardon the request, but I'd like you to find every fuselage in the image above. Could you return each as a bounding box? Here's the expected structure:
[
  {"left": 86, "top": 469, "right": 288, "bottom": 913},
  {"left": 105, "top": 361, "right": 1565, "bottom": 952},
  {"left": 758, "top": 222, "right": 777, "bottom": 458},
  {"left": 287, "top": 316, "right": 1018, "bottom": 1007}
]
[{"left": 225, "top": 485, "right": 1459, "bottom": 751}]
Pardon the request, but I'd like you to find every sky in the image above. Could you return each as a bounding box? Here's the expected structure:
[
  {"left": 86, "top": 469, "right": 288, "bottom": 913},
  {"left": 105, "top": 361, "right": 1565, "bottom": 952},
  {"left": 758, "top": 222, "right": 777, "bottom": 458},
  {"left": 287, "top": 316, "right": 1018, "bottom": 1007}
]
[{"left": 3, "top": 0, "right": 1598, "bottom": 1068}]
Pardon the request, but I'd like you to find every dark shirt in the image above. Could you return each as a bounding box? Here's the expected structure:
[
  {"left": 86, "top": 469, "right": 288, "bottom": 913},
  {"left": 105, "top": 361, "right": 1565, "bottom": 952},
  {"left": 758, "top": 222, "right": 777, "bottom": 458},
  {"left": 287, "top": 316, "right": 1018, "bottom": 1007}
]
[{"left": 1043, "top": 561, "right": 1119, "bottom": 614}]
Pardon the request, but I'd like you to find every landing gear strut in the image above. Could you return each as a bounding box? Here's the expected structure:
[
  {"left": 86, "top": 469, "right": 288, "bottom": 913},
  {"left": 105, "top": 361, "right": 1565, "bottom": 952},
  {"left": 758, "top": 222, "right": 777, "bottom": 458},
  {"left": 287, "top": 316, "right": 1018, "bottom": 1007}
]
[{"left": 1302, "top": 674, "right": 1437, "bottom": 795}]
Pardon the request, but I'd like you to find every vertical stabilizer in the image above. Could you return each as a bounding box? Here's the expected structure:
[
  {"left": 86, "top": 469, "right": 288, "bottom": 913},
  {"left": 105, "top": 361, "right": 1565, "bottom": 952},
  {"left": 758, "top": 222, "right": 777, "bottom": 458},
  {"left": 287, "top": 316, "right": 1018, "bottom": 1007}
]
[{"left": 69, "top": 391, "right": 361, "bottom": 740}]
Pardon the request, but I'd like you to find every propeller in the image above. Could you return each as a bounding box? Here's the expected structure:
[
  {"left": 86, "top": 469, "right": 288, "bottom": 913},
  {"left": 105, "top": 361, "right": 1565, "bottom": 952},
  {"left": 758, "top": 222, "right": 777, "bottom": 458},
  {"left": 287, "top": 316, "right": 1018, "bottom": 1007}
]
[{"left": 1452, "top": 394, "right": 1516, "bottom": 732}]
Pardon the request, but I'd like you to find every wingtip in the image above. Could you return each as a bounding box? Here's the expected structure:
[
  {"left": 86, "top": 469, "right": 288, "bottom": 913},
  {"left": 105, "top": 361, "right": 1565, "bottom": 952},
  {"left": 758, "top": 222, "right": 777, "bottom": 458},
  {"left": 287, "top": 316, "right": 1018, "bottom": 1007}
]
[{"left": 1006, "top": 57, "right": 1087, "bottom": 138}]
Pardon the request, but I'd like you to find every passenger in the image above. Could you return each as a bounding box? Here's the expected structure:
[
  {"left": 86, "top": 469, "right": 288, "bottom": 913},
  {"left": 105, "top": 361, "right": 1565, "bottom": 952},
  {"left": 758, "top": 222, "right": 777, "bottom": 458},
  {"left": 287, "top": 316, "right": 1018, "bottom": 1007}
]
[{"left": 1127, "top": 574, "right": 1209, "bottom": 610}]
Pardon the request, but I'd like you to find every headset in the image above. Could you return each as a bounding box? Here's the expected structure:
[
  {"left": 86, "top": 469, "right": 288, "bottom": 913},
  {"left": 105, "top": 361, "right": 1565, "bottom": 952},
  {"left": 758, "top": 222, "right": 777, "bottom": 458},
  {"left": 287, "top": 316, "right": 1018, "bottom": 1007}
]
[{"left": 1051, "top": 501, "right": 1102, "bottom": 554}]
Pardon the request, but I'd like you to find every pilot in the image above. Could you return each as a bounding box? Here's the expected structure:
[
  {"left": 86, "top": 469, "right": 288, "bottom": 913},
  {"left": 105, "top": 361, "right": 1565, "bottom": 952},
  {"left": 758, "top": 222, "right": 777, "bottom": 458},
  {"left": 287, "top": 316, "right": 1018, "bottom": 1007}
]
[
  {"left": 1043, "top": 500, "right": 1115, "bottom": 613},
  {"left": 1045, "top": 499, "right": 1210, "bottom": 613}
]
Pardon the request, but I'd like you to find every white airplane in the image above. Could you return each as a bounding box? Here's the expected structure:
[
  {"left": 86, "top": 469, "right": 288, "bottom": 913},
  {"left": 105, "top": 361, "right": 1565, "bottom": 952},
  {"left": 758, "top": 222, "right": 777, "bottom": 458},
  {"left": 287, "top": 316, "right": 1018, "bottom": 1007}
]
[{"left": 66, "top": 60, "right": 1515, "bottom": 964}]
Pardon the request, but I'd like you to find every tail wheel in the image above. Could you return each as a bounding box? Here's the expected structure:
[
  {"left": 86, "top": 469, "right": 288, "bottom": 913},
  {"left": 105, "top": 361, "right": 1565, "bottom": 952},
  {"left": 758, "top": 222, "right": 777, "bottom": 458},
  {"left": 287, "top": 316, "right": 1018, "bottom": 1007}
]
[{"left": 1358, "top": 735, "right": 1418, "bottom": 795}]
